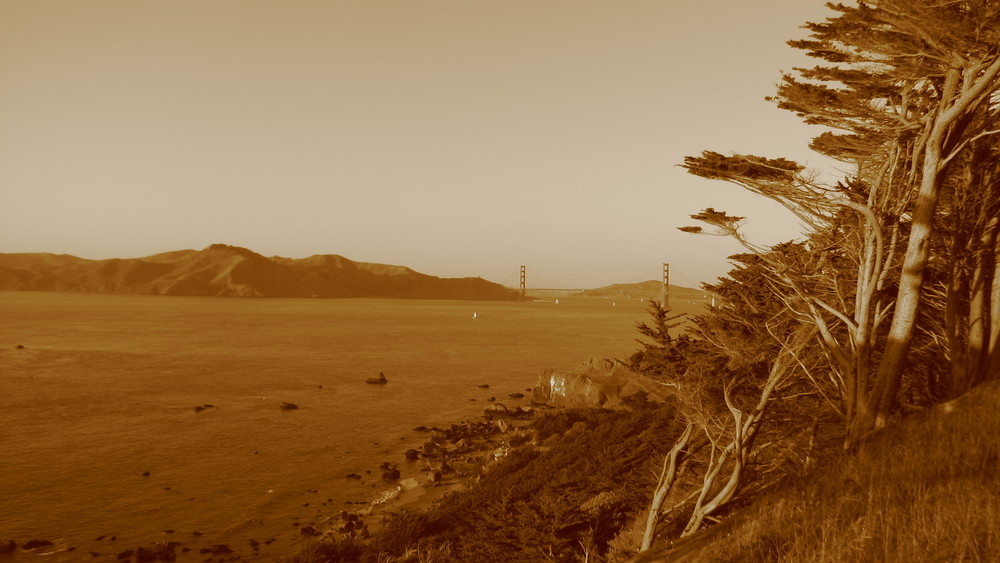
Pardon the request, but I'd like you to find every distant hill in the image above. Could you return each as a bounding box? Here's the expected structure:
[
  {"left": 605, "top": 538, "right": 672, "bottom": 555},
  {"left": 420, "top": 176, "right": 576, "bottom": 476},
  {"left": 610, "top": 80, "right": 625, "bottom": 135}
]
[
  {"left": 0, "top": 244, "right": 520, "bottom": 300},
  {"left": 577, "top": 280, "right": 705, "bottom": 299}
]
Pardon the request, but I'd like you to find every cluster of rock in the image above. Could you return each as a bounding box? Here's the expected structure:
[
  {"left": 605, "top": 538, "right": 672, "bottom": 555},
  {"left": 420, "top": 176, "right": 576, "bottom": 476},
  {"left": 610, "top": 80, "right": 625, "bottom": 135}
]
[
  {"left": 328, "top": 511, "right": 370, "bottom": 540},
  {"left": 1, "top": 528, "right": 277, "bottom": 561},
  {"left": 324, "top": 400, "right": 539, "bottom": 544},
  {"left": 0, "top": 539, "right": 183, "bottom": 561},
  {"left": 341, "top": 392, "right": 535, "bottom": 484},
  {"left": 529, "top": 358, "right": 673, "bottom": 409}
]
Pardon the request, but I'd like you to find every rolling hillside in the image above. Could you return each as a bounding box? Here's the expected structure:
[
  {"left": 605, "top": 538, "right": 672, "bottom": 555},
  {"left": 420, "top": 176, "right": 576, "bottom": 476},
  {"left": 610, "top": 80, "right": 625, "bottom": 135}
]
[
  {"left": 0, "top": 244, "right": 520, "bottom": 300},
  {"left": 577, "top": 280, "right": 706, "bottom": 300}
]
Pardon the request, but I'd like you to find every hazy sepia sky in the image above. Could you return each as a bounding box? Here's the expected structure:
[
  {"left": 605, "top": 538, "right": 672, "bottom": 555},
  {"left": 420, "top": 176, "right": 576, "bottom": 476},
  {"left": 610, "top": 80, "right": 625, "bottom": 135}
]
[{"left": 0, "top": 0, "right": 842, "bottom": 289}]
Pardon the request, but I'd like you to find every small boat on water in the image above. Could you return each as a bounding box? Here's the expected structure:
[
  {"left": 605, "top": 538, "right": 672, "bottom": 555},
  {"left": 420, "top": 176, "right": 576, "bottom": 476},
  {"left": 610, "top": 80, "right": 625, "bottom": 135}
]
[{"left": 365, "top": 372, "right": 388, "bottom": 385}]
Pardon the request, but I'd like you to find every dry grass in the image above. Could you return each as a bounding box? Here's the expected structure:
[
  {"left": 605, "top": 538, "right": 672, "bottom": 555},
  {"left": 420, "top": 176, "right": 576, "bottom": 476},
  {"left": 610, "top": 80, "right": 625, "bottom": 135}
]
[{"left": 663, "top": 381, "right": 1000, "bottom": 562}]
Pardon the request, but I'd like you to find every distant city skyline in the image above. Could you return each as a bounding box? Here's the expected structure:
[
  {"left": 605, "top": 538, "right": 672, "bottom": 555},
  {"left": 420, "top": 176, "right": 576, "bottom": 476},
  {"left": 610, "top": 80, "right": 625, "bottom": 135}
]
[{"left": 0, "top": 0, "right": 842, "bottom": 289}]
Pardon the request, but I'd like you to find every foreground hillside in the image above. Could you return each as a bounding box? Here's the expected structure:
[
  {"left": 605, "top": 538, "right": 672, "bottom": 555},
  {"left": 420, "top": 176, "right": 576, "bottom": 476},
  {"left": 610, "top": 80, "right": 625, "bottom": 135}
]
[
  {"left": 283, "top": 372, "right": 999, "bottom": 562},
  {"left": 0, "top": 244, "right": 520, "bottom": 300},
  {"left": 634, "top": 380, "right": 1000, "bottom": 562}
]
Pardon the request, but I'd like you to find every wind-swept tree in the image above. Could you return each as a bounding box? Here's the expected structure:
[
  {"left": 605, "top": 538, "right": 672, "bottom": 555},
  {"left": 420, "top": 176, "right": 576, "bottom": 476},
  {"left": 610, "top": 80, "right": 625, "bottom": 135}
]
[
  {"left": 636, "top": 252, "right": 818, "bottom": 550},
  {"left": 772, "top": 0, "right": 1000, "bottom": 435},
  {"left": 629, "top": 299, "right": 691, "bottom": 380},
  {"left": 678, "top": 156, "right": 893, "bottom": 445},
  {"left": 928, "top": 104, "right": 1000, "bottom": 398},
  {"left": 682, "top": 0, "right": 1000, "bottom": 443}
]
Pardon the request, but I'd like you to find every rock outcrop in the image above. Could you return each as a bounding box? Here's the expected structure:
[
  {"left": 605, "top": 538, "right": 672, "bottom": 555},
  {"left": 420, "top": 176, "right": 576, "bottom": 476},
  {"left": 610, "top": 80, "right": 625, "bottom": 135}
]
[{"left": 530, "top": 359, "right": 673, "bottom": 409}]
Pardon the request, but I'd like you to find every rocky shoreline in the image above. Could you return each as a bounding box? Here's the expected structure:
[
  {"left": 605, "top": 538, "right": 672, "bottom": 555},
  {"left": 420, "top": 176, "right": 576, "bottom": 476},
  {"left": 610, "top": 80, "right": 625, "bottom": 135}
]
[
  {"left": 315, "top": 400, "right": 540, "bottom": 547},
  {"left": 293, "top": 359, "right": 666, "bottom": 559}
]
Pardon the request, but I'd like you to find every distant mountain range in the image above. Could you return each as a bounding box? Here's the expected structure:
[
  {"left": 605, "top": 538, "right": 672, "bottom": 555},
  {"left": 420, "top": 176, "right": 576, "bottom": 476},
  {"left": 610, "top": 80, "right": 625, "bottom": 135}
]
[
  {"left": 577, "top": 280, "right": 705, "bottom": 299},
  {"left": 0, "top": 244, "right": 521, "bottom": 300}
]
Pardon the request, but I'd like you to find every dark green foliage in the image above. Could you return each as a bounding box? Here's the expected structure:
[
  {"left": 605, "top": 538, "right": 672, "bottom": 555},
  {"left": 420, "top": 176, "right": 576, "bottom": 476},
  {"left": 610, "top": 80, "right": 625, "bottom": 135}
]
[
  {"left": 628, "top": 299, "right": 698, "bottom": 380},
  {"left": 366, "top": 512, "right": 433, "bottom": 557},
  {"left": 281, "top": 538, "right": 364, "bottom": 563},
  {"left": 532, "top": 408, "right": 604, "bottom": 441},
  {"left": 682, "top": 152, "right": 802, "bottom": 183},
  {"left": 695, "top": 253, "right": 785, "bottom": 371}
]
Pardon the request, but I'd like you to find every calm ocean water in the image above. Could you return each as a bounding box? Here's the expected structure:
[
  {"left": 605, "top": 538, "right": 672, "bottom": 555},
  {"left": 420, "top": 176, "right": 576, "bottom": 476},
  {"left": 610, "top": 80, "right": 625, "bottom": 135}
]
[{"left": 0, "top": 291, "right": 653, "bottom": 561}]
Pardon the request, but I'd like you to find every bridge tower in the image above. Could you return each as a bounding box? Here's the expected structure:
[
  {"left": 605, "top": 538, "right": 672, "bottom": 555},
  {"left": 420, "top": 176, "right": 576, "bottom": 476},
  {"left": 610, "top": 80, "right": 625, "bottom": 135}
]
[
  {"left": 661, "top": 263, "right": 669, "bottom": 308},
  {"left": 519, "top": 265, "right": 526, "bottom": 299}
]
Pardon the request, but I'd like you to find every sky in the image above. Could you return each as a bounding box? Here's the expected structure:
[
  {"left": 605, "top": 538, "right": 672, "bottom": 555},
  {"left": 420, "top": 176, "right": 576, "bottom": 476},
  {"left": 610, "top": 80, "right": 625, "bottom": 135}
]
[{"left": 0, "top": 0, "right": 845, "bottom": 290}]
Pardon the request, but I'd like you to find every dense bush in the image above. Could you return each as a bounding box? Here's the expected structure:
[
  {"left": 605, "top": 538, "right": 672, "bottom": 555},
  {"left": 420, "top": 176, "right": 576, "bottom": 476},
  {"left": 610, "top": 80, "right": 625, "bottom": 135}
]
[{"left": 282, "top": 538, "right": 364, "bottom": 563}]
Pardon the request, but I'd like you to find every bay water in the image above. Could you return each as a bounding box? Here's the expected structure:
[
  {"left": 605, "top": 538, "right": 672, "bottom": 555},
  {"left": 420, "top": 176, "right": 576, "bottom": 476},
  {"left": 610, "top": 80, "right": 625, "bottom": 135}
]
[{"left": 0, "top": 291, "right": 657, "bottom": 560}]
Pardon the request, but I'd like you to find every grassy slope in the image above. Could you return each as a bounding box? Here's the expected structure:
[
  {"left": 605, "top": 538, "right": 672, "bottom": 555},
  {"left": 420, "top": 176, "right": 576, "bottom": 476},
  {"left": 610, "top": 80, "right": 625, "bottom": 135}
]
[{"left": 641, "top": 380, "right": 1000, "bottom": 562}]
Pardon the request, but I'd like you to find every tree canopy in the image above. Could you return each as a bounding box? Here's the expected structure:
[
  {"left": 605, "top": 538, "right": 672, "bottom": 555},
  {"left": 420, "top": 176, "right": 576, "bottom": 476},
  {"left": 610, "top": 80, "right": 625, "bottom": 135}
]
[{"left": 682, "top": 0, "right": 1000, "bottom": 444}]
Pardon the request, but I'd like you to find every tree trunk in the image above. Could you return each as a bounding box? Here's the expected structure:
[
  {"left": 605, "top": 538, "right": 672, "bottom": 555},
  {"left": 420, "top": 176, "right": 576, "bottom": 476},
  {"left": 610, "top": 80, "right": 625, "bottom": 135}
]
[
  {"left": 851, "top": 68, "right": 963, "bottom": 443},
  {"left": 639, "top": 422, "right": 693, "bottom": 552},
  {"left": 987, "top": 229, "right": 1000, "bottom": 379},
  {"left": 857, "top": 144, "right": 943, "bottom": 436}
]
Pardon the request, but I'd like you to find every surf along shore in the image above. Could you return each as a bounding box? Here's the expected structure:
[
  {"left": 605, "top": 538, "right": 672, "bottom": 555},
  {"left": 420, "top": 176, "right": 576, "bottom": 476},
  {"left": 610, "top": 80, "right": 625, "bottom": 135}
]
[
  {"left": 322, "top": 399, "right": 536, "bottom": 538},
  {"left": 292, "top": 396, "right": 540, "bottom": 557}
]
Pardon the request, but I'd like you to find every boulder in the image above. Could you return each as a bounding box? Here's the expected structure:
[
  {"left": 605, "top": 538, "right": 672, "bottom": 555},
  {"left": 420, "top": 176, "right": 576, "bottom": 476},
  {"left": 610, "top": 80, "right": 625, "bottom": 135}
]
[
  {"left": 483, "top": 403, "right": 509, "bottom": 417},
  {"left": 365, "top": 372, "right": 388, "bottom": 384},
  {"left": 22, "top": 540, "right": 52, "bottom": 550},
  {"left": 134, "top": 543, "right": 178, "bottom": 562},
  {"left": 530, "top": 359, "right": 674, "bottom": 409},
  {"left": 200, "top": 544, "right": 231, "bottom": 555},
  {"left": 424, "top": 470, "right": 442, "bottom": 486},
  {"left": 279, "top": 402, "right": 299, "bottom": 410}
]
